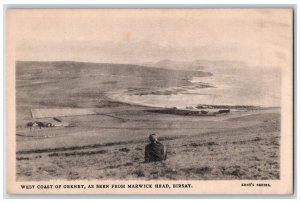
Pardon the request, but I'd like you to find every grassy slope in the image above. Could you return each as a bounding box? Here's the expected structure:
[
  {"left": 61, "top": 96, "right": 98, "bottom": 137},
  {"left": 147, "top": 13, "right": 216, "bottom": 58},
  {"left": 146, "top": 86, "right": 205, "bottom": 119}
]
[{"left": 16, "top": 109, "right": 280, "bottom": 180}]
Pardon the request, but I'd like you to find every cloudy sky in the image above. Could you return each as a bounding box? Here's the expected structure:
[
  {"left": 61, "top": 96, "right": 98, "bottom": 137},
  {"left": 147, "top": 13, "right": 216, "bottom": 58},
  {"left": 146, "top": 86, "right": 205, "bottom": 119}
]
[{"left": 8, "top": 9, "right": 293, "bottom": 68}]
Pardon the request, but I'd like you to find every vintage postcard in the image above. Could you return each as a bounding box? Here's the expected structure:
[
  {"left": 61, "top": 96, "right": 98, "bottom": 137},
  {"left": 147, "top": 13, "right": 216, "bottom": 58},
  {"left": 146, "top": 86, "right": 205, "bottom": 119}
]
[{"left": 6, "top": 8, "right": 294, "bottom": 194}]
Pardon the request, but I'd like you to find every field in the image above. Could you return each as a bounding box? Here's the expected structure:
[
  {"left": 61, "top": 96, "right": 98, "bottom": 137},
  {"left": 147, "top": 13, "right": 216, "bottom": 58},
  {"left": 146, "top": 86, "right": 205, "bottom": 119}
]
[{"left": 16, "top": 61, "right": 280, "bottom": 180}]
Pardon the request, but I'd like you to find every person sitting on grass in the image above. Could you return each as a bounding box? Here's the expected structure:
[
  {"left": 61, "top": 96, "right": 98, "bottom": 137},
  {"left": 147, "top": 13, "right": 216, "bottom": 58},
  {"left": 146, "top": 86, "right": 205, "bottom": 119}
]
[{"left": 145, "top": 133, "right": 167, "bottom": 162}]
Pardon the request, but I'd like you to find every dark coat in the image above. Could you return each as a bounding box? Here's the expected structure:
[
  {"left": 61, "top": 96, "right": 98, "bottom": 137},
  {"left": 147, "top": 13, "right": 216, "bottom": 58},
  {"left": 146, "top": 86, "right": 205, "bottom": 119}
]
[{"left": 145, "top": 141, "right": 167, "bottom": 162}]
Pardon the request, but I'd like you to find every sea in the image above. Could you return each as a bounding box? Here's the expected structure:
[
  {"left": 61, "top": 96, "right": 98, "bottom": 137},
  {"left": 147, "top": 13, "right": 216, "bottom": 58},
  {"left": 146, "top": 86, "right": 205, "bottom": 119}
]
[{"left": 109, "top": 67, "right": 281, "bottom": 109}]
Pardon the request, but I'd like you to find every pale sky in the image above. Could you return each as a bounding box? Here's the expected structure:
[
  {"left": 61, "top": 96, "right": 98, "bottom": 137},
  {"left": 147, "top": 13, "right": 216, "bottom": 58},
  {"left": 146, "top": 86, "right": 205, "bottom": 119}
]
[{"left": 8, "top": 9, "right": 293, "bottom": 68}]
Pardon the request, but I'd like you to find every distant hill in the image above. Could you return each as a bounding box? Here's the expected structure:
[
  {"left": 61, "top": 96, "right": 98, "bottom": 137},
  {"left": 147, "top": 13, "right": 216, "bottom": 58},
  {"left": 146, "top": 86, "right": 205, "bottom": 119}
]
[
  {"left": 16, "top": 61, "right": 212, "bottom": 83},
  {"left": 141, "top": 59, "right": 247, "bottom": 72},
  {"left": 141, "top": 59, "right": 205, "bottom": 71},
  {"left": 16, "top": 61, "right": 212, "bottom": 110}
]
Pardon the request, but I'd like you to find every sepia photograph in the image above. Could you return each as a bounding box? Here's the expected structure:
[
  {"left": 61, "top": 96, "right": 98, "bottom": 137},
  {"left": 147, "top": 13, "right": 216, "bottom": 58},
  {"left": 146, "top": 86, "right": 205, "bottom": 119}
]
[{"left": 6, "top": 8, "right": 294, "bottom": 194}]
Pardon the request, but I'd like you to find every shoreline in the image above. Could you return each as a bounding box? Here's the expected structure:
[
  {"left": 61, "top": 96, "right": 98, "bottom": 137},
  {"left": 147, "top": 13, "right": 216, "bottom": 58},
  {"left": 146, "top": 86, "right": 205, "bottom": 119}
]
[{"left": 105, "top": 93, "right": 278, "bottom": 111}]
